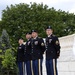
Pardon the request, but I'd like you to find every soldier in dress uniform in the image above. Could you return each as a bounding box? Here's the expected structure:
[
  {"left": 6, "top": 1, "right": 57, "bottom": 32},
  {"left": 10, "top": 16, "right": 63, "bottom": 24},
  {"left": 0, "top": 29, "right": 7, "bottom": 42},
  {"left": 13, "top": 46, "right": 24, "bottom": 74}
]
[
  {"left": 31, "top": 30, "right": 45, "bottom": 75},
  {"left": 24, "top": 32, "right": 32, "bottom": 75},
  {"left": 45, "top": 26, "right": 61, "bottom": 75},
  {"left": 17, "top": 38, "right": 25, "bottom": 75}
]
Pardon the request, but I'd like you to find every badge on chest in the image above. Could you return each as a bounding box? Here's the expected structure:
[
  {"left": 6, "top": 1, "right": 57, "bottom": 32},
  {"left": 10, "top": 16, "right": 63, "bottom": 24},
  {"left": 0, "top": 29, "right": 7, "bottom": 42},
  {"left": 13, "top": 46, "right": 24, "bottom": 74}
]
[
  {"left": 34, "top": 41, "right": 38, "bottom": 45},
  {"left": 19, "top": 47, "right": 22, "bottom": 49},
  {"left": 49, "top": 39, "right": 52, "bottom": 43},
  {"left": 27, "top": 41, "right": 30, "bottom": 45}
]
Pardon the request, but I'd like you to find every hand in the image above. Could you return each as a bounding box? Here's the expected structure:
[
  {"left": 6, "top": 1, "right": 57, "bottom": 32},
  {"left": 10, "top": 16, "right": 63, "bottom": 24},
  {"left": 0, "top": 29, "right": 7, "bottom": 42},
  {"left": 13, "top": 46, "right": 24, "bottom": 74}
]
[{"left": 57, "top": 52, "right": 60, "bottom": 58}]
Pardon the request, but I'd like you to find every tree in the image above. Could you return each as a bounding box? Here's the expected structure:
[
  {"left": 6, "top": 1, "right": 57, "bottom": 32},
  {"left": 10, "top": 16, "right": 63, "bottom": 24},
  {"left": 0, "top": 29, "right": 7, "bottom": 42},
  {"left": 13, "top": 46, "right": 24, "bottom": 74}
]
[
  {"left": 0, "top": 30, "right": 17, "bottom": 75},
  {"left": 0, "top": 49, "right": 3, "bottom": 74},
  {"left": 0, "top": 3, "right": 75, "bottom": 47},
  {"left": 0, "top": 21, "right": 3, "bottom": 36},
  {"left": 2, "top": 48, "right": 17, "bottom": 75},
  {"left": 0, "top": 29, "right": 11, "bottom": 51}
]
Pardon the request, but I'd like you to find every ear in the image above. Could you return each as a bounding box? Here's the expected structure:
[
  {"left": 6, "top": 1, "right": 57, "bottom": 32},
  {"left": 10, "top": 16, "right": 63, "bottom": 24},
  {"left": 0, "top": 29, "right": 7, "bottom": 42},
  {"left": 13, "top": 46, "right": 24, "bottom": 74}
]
[{"left": 51, "top": 29, "right": 53, "bottom": 33}]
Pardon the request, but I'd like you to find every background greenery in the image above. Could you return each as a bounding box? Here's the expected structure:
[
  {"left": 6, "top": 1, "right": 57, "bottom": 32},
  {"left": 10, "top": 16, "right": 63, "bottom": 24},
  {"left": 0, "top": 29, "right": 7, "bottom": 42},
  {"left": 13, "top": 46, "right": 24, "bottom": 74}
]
[{"left": 0, "top": 2, "right": 75, "bottom": 75}]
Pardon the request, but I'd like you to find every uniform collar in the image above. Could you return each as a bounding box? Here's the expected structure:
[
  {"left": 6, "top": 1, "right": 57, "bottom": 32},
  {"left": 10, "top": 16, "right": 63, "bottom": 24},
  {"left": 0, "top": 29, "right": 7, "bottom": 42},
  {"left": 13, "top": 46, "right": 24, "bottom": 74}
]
[
  {"left": 48, "top": 34, "right": 52, "bottom": 37},
  {"left": 33, "top": 36, "right": 38, "bottom": 39},
  {"left": 48, "top": 35, "right": 50, "bottom": 37},
  {"left": 28, "top": 38, "right": 31, "bottom": 41},
  {"left": 19, "top": 44, "right": 22, "bottom": 46}
]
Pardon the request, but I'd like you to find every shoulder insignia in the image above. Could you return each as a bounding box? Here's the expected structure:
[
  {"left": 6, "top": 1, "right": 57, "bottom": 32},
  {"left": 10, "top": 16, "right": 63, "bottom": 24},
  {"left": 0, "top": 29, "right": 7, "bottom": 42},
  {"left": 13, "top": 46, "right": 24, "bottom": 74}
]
[
  {"left": 55, "top": 41, "right": 59, "bottom": 45},
  {"left": 41, "top": 43, "right": 44, "bottom": 46}
]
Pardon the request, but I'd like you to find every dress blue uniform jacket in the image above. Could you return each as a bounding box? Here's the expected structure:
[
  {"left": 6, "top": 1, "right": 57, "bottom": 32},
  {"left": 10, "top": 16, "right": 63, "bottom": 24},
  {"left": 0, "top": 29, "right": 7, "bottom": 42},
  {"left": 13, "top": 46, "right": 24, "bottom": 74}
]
[
  {"left": 31, "top": 37, "right": 45, "bottom": 60},
  {"left": 17, "top": 44, "right": 25, "bottom": 62},
  {"left": 24, "top": 39, "right": 32, "bottom": 61},
  {"left": 46, "top": 34, "right": 60, "bottom": 60}
]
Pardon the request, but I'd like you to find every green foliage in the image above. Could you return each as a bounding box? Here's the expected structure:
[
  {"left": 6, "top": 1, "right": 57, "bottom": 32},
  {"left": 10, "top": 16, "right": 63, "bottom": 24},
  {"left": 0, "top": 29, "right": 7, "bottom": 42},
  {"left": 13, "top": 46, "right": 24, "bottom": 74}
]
[
  {"left": 0, "top": 30, "right": 17, "bottom": 75},
  {"left": 0, "top": 49, "right": 2, "bottom": 52},
  {"left": 1, "top": 48, "right": 17, "bottom": 75},
  {"left": 0, "top": 29, "right": 11, "bottom": 50},
  {"left": 2, "top": 49, "right": 16, "bottom": 69},
  {"left": 0, "top": 3, "right": 75, "bottom": 47},
  {"left": 0, "top": 49, "right": 2, "bottom": 58}
]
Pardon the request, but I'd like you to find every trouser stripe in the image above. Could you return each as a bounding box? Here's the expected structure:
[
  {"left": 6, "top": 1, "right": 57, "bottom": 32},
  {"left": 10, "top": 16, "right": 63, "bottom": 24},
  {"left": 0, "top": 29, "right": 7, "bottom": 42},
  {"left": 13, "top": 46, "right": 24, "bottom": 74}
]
[
  {"left": 38, "top": 59, "right": 41, "bottom": 75},
  {"left": 53, "top": 59, "right": 56, "bottom": 75},
  {"left": 22, "top": 62, "right": 25, "bottom": 75},
  {"left": 31, "top": 60, "right": 34, "bottom": 75}
]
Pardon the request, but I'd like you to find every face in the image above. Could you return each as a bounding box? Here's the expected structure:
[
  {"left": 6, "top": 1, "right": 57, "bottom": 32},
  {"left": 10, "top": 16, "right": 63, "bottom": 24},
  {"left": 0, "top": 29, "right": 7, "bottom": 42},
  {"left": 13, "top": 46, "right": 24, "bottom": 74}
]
[
  {"left": 26, "top": 34, "right": 31, "bottom": 40},
  {"left": 46, "top": 29, "right": 53, "bottom": 35},
  {"left": 31, "top": 32, "right": 38, "bottom": 38},
  {"left": 18, "top": 39, "right": 23, "bottom": 44}
]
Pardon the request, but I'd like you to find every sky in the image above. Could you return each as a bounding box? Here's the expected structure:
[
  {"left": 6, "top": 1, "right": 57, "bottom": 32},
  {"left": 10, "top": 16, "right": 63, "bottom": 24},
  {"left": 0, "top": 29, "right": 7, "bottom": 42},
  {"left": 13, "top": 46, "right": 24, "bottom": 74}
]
[{"left": 0, "top": 0, "right": 75, "bottom": 20}]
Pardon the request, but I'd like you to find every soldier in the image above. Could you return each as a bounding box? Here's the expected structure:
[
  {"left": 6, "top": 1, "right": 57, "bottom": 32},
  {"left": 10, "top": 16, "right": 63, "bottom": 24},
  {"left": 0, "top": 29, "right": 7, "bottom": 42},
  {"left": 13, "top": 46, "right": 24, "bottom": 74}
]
[
  {"left": 45, "top": 26, "right": 61, "bottom": 75},
  {"left": 24, "top": 32, "right": 32, "bottom": 75},
  {"left": 17, "top": 38, "right": 25, "bottom": 75},
  {"left": 31, "top": 30, "right": 45, "bottom": 75}
]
